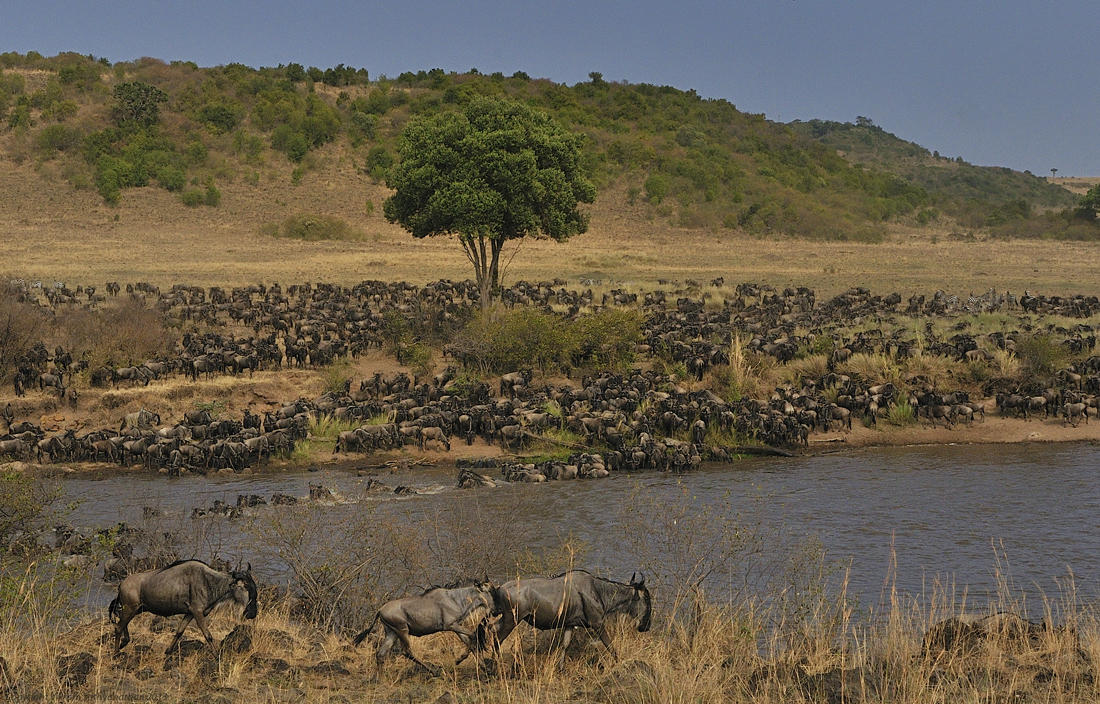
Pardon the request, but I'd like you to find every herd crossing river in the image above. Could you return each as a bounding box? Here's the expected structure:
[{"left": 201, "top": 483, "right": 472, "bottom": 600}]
[{"left": 60, "top": 441, "right": 1100, "bottom": 611}]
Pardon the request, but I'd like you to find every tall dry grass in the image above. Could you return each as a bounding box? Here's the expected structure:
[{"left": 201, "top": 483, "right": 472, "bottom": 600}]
[{"left": 2, "top": 553, "right": 1096, "bottom": 703}]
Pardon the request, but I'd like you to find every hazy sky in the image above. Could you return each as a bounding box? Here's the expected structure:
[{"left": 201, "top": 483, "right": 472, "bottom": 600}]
[{"left": 4, "top": 0, "right": 1097, "bottom": 175}]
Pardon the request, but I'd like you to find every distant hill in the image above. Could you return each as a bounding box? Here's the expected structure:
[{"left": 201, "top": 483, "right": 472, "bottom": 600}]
[
  {"left": 788, "top": 119, "right": 1077, "bottom": 227},
  {"left": 0, "top": 51, "right": 1090, "bottom": 241}
]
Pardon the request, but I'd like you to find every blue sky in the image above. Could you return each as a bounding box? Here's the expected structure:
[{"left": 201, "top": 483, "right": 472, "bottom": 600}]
[{"left": 4, "top": 0, "right": 1097, "bottom": 175}]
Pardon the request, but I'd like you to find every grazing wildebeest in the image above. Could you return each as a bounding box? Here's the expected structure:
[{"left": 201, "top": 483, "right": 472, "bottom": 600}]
[
  {"left": 487, "top": 570, "right": 651, "bottom": 658},
  {"left": 352, "top": 579, "right": 496, "bottom": 675},
  {"left": 108, "top": 559, "right": 257, "bottom": 654},
  {"left": 418, "top": 426, "right": 450, "bottom": 451}
]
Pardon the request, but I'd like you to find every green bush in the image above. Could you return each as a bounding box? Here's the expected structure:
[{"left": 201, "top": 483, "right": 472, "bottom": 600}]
[
  {"left": 450, "top": 307, "right": 572, "bottom": 374},
  {"left": 34, "top": 123, "right": 82, "bottom": 154},
  {"left": 884, "top": 397, "right": 916, "bottom": 426},
  {"left": 181, "top": 188, "right": 204, "bottom": 207},
  {"left": 1014, "top": 333, "right": 1068, "bottom": 379},
  {"left": 204, "top": 183, "right": 221, "bottom": 206},
  {"left": 364, "top": 145, "right": 393, "bottom": 180},
  {"left": 155, "top": 165, "right": 185, "bottom": 191},
  {"left": 0, "top": 471, "right": 61, "bottom": 546},
  {"left": 198, "top": 99, "right": 243, "bottom": 132},
  {"left": 570, "top": 309, "right": 642, "bottom": 371},
  {"left": 644, "top": 173, "right": 670, "bottom": 204},
  {"left": 396, "top": 341, "right": 434, "bottom": 378}
]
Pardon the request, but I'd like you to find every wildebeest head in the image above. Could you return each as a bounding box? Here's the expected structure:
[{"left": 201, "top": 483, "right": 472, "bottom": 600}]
[
  {"left": 629, "top": 572, "right": 652, "bottom": 632},
  {"left": 231, "top": 564, "right": 258, "bottom": 619}
]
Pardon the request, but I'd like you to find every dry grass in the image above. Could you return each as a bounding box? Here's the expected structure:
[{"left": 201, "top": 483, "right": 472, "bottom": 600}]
[
  {"left": 3, "top": 565, "right": 1098, "bottom": 703},
  {"left": 2, "top": 153, "right": 1099, "bottom": 297}
]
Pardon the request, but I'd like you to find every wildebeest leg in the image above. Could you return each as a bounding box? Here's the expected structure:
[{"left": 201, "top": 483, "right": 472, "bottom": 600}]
[
  {"left": 394, "top": 626, "right": 439, "bottom": 675},
  {"left": 192, "top": 604, "right": 218, "bottom": 646},
  {"left": 555, "top": 626, "right": 576, "bottom": 653},
  {"left": 165, "top": 614, "right": 194, "bottom": 653},
  {"left": 593, "top": 625, "right": 617, "bottom": 657}
]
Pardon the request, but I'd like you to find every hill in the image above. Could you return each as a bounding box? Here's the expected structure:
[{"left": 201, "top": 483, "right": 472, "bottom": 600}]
[
  {"left": 788, "top": 118, "right": 1077, "bottom": 228},
  {"left": 3, "top": 51, "right": 1091, "bottom": 249}
]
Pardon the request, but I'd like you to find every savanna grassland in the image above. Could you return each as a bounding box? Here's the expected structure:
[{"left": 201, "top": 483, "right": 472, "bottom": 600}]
[
  {"left": 2, "top": 52, "right": 1100, "bottom": 704},
  {"left": 2, "top": 156, "right": 1099, "bottom": 298}
]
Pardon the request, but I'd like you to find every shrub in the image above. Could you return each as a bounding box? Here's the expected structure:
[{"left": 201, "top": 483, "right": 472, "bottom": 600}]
[
  {"left": 0, "top": 284, "right": 48, "bottom": 381},
  {"left": 884, "top": 397, "right": 916, "bottom": 426},
  {"left": 34, "top": 124, "right": 82, "bottom": 154},
  {"left": 261, "top": 213, "right": 363, "bottom": 241},
  {"left": 364, "top": 145, "right": 393, "bottom": 180},
  {"left": 396, "top": 341, "right": 433, "bottom": 377},
  {"left": 55, "top": 300, "right": 170, "bottom": 370},
  {"left": 1014, "top": 333, "right": 1067, "bottom": 379},
  {"left": 570, "top": 308, "right": 642, "bottom": 372},
  {"left": 450, "top": 307, "right": 572, "bottom": 374},
  {"left": 644, "top": 173, "right": 670, "bottom": 204},
  {"left": 180, "top": 188, "right": 204, "bottom": 207},
  {"left": 0, "top": 471, "right": 60, "bottom": 545},
  {"left": 204, "top": 183, "right": 221, "bottom": 206},
  {"left": 155, "top": 165, "right": 185, "bottom": 191}
]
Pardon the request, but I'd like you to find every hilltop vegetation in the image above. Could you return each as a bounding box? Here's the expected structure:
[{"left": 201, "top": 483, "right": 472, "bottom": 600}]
[
  {"left": 0, "top": 51, "right": 1095, "bottom": 242},
  {"left": 789, "top": 118, "right": 1097, "bottom": 238}
]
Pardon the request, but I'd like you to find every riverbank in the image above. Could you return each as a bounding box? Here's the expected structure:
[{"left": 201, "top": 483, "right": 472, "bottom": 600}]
[
  {"left": 3, "top": 561, "right": 1098, "bottom": 703},
  {"left": 4, "top": 389, "right": 1098, "bottom": 480}
]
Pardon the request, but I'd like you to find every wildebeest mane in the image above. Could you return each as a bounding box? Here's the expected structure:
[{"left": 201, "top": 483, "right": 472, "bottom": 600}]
[
  {"left": 155, "top": 558, "right": 209, "bottom": 573},
  {"left": 418, "top": 575, "right": 485, "bottom": 595}
]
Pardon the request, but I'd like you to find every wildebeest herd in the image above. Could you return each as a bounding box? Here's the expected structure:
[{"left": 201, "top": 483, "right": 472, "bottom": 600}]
[
  {"left": 109, "top": 558, "right": 649, "bottom": 677},
  {"left": 1, "top": 278, "right": 1097, "bottom": 479}
]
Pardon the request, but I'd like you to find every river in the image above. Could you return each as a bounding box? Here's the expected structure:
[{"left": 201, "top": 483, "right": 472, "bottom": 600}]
[{"left": 60, "top": 442, "right": 1100, "bottom": 610}]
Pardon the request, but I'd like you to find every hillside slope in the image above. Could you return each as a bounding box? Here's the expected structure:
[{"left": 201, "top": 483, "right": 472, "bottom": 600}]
[
  {"left": 789, "top": 118, "right": 1076, "bottom": 227},
  {"left": 2, "top": 51, "right": 1085, "bottom": 245}
]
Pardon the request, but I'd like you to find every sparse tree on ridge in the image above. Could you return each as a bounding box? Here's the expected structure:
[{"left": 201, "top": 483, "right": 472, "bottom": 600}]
[
  {"left": 111, "top": 82, "right": 167, "bottom": 128},
  {"left": 383, "top": 97, "right": 596, "bottom": 308}
]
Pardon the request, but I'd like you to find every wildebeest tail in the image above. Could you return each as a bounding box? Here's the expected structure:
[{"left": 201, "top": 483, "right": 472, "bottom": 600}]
[
  {"left": 108, "top": 596, "right": 121, "bottom": 623},
  {"left": 351, "top": 613, "right": 380, "bottom": 646}
]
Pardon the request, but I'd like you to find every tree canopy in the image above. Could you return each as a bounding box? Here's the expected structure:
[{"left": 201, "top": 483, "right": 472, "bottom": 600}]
[
  {"left": 383, "top": 97, "right": 596, "bottom": 304},
  {"left": 1075, "top": 184, "right": 1100, "bottom": 221},
  {"left": 111, "top": 81, "right": 167, "bottom": 128}
]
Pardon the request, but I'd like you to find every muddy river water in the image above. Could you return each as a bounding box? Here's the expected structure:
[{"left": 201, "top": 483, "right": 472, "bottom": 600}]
[{"left": 60, "top": 442, "right": 1100, "bottom": 609}]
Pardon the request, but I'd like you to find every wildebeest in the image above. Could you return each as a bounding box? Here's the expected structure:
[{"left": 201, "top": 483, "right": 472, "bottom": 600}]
[
  {"left": 1062, "top": 402, "right": 1089, "bottom": 427},
  {"left": 352, "top": 579, "right": 496, "bottom": 675},
  {"left": 108, "top": 559, "right": 258, "bottom": 653},
  {"left": 487, "top": 570, "right": 651, "bottom": 657},
  {"left": 120, "top": 408, "right": 160, "bottom": 432}
]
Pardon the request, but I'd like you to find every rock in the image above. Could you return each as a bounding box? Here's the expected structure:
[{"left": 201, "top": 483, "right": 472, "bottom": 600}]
[
  {"left": 63, "top": 554, "right": 93, "bottom": 570},
  {"left": 258, "top": 657, "right": 293, "bottom": 674},
  {"left": 220, "top": 625, "right": 253, "bottom": 654},
  {"left": 236, "top": 494, "right": 266, "bottom": 509},
  {"left": 148, "top": 615, "right": 171, "bottom": 633},
  {"left": 270, "top": 492, "right": 297, "bottom": 505},
  {"left": 308, "top": 483, "right": 334, "bottom": 501},
  {"left": 434, "top": 693, "right": 458, "bottom": 704},
  {"left": 263, "top": 629, "right": 296, "bottom": 651},
  {"left": 164, "top": 638, "right": 206, "bottom": 663},
  {"left": 103, "top": 558, "right": 129, "bottom": 582},
  {"left": 57, "top": 652, "right": 96, "bottom": 688},
  {"left": 135, "top": 667, "right": 156, "bottom": 681},
  {"left": 309, "top": 660, "right": 351, "bottom": 676}
]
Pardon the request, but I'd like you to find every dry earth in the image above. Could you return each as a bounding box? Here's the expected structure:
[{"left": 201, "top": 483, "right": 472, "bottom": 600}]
[{"left": 3, "top": 154, "right": 1099, "bottom": 297}]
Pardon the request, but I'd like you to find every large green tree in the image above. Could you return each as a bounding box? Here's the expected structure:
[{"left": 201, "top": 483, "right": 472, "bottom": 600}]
[{"left": 383, "top": 97, "right": 595, "bottom": 305}]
